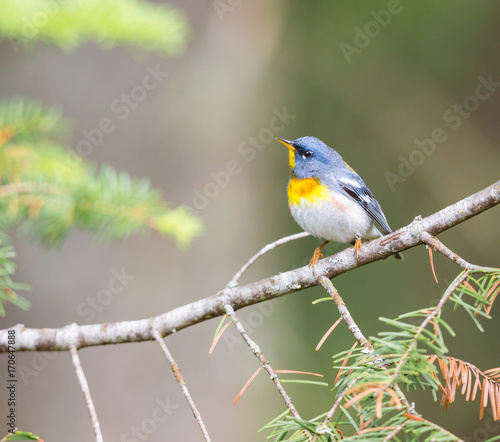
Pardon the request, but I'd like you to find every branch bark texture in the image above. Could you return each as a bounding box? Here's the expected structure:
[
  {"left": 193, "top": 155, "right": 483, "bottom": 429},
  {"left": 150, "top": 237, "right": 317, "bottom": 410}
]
[{"left": 1, "top": 180, "right": 499, "bottom": 352}]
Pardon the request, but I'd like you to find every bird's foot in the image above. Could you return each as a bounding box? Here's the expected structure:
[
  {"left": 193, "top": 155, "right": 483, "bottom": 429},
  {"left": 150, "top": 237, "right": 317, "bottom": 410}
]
[
  {"left": 308, "top": 240, "right": 330, "bottom": 270},
  {"left": 309, "top": 248, "right": 323, "bottom": 268},
  {"left": 353, "top": 237, "right": 362, "bottom": 262}
]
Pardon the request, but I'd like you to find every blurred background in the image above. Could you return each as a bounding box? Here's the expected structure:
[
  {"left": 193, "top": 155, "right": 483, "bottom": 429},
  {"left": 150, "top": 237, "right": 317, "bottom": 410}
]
[{"left": 1, "top": 1, "right": 500, "bottom": 440}]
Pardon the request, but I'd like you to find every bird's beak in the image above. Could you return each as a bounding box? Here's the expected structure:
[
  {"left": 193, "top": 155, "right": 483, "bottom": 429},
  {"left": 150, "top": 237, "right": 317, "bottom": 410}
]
[{"left": 275, "top": 138, "right": 295, "bottom": 152}]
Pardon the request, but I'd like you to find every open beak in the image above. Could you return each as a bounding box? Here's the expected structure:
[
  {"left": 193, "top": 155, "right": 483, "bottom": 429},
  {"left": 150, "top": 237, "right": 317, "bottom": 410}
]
[{"left": 275, "top": 138, "right": 295, "bottom": 152}]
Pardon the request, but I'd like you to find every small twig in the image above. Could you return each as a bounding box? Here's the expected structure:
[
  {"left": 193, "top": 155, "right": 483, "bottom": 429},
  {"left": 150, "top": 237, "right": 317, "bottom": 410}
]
[
  {"left": 223, "top": 304, "right": 313, "bottom": 441},
  {"left": 153, "top": 331, "right": 211, "bottom": 442},
  {"left": 382, "top": 420, "right": 408, "bottom": 441},
  {"left": 227, "top": 231, "right": 310, "bottom": 287},
  {"left": 213, "top": 233, "right": 310, "bottom": 355},
  {"left": 392, "top": 384, "right": 415, "bottom": 415},
  {"left": 419, "top": 232, "right": 495, "bottom": 272},
  {"left": 223, "top": 304, "right": 299, "bottom": 416},
  {"left": 318, "top": 276, "right": 373, "bottom": 352},
  {"left": 69, "top": 345, "right": 103, "bottom": 442},
  {"left": 326, "top": 377, "right": 359, "bottom": 422},
  {"left": 312, "top": 377, "right": 359, "bottom": 442}
]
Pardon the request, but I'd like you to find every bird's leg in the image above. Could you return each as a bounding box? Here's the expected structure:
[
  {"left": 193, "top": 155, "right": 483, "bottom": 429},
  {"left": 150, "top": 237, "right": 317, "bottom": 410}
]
[
  {"left": 309, "top": 240, "right": 330, "bottom": 268},
  {"left": 352, "top": 236, "right": 362, "bottom": 262}
]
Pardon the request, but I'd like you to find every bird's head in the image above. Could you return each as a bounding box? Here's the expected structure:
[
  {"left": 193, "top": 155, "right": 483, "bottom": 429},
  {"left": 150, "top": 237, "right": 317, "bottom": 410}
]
[{"left": 276, "top": 136, "right": 343, "bottom": 180}]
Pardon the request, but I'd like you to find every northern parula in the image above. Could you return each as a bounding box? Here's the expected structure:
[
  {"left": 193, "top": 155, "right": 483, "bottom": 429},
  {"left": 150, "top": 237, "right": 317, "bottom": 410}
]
[{"left": 276, "top": 136, "right": 403, "bottom": 267}]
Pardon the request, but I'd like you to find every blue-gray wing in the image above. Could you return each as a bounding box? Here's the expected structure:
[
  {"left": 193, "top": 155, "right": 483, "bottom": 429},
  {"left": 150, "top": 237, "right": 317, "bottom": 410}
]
[{"left": 338, "top": 174, "right": 392, "bottom": 235}]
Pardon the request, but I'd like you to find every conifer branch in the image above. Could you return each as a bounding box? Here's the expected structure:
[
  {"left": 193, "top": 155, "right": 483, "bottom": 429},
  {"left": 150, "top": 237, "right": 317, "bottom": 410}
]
[
  {"left": 339, "top": 264, "right": 500, "bottom": 432},
  {"left": 313, "top": 279, "right": 419, "bottom": 438},
  {"left": 347, "top": 271, "right": 471, "bottom": 410},
  {"left": 1, "top": 180, "right": 499, "bottom": 352},
  {"left": 392, "top": 271, "right": 470, "bottom": 379}
]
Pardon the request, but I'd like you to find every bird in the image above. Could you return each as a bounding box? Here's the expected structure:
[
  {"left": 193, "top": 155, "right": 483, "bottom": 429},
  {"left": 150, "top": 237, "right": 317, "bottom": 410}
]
[{"left": 276, "top": 136, "right": 403, "bottom": 268}]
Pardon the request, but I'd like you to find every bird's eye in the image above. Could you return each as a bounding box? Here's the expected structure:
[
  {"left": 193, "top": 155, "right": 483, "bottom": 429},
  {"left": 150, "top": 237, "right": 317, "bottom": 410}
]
[{"left": 302, "top": 151, "right": 312, "bottom": 158}]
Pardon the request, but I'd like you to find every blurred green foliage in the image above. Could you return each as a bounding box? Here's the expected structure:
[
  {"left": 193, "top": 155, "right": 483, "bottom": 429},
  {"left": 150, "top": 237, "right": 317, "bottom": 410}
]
[
  {"left": 1, "top": 429, "right": 43, "bottom": 440},
  {"left": 0, "top": 99, "right": 203, "bottom": 314},
  {"left": 0, "top": 0, "right": 189, "bottom": 53},
  {"left": 0, "top": 0, "right": 196, "bottom": 315}
]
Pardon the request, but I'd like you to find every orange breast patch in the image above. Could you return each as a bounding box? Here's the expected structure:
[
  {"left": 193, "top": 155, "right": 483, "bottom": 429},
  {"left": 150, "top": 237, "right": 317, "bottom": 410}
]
[{"left": 288, "top": 177, "right": 330, "bottom": 206}]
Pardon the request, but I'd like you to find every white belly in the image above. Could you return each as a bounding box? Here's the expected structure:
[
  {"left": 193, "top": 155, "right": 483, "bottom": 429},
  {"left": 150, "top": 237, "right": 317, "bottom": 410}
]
[{"left": 289, "top": 195, "right": 378, "bottom": 243}]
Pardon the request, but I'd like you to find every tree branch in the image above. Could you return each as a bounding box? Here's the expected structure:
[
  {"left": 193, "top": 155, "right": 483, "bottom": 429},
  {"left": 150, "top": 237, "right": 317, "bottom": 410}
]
[{"left": 1, "top": 180, "right": 499, "bottom": 352}]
